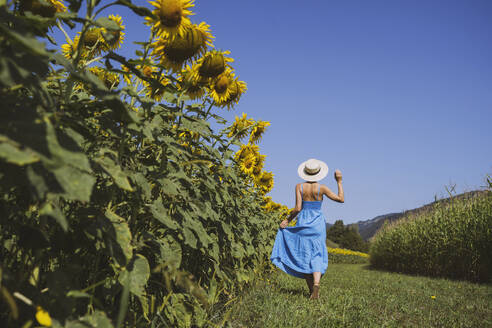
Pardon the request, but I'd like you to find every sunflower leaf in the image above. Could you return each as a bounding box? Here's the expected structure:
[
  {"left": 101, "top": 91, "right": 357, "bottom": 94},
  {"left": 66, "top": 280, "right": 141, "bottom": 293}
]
[{"left": 118, "top": 254, "right": 150, "bottom": 298}]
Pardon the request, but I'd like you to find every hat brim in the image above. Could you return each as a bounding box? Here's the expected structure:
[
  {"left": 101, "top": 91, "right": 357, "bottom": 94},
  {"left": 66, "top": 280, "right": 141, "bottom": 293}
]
[{"left": 297, "top": 160, "right": 329, "bottom": 182}]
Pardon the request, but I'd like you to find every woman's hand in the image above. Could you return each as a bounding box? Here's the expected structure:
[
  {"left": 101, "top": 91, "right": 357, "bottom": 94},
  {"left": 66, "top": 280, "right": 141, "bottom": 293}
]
[
  {"left": 279, "top": 219, "right": 289, "bottom": 229},
  {"left": 334, "top": 169, "right": 342, "bottom": 183}
]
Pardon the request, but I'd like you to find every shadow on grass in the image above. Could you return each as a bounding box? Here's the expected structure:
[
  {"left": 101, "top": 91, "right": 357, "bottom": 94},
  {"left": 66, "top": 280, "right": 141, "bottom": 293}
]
[{"left": 276, "top": 286, "right": 309, "bottom": 297}]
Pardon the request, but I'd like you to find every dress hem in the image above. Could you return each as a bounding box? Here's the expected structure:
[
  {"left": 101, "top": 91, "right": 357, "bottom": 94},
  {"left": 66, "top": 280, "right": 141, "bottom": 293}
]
[{"left": 271, "top": 257, "right": 327, "bottom": 279}]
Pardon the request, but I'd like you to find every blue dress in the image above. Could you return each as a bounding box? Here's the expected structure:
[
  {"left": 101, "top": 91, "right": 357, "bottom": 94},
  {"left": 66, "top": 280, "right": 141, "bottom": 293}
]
[{"left": 270, "top": 183, "right": 329, "bottom": 278}]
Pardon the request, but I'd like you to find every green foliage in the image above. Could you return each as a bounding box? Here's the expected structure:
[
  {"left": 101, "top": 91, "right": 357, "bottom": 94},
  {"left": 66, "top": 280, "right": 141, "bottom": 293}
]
[
  {"left": 325, "top": 238, "right": 339, "bottom": 248},
  {"left": 369, "top": 190, "right": 492, "bottom": 283},
  {"left": 327, "top": 220, "right": 369, "bottom": 253},
  {"left": 0, "top": 2, "right": 278, "bottom": 327}
]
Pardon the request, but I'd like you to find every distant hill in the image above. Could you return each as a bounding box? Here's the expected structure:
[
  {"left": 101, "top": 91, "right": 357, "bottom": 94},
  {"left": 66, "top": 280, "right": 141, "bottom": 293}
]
[{"left": 350, "top": 190, "right": 487, "bottom": 241}]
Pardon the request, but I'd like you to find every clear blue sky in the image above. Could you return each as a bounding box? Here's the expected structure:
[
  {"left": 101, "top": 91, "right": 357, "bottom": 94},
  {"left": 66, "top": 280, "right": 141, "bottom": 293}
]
[{"left": 56, "top": 0, "right": 492, "bottom": 224}]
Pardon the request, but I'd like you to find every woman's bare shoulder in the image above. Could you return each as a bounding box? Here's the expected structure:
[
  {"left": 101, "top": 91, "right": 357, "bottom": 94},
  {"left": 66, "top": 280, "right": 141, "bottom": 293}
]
[{"left": 319, "top": 184, "right": 333, "bottom": 192}]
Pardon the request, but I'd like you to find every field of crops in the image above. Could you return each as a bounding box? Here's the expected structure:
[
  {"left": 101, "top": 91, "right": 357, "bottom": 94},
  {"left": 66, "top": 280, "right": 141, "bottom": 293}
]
[
  {"left": 0, "top": 1, "right": 292, "bottom": 327},
  {"left": 369, "top": 188, "right": 492, "bottom": 282}
]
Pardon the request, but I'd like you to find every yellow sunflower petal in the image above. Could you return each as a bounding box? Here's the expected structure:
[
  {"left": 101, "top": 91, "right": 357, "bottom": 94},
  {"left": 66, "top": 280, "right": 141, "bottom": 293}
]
[
  {"left": 227, "top": 113, "right": 254, "bottom": 139},
  {"left": 234, "top": 144, "right": 259, "bottom": 163},
  {"left": 249, "top": 120, "right": 270, "bottom": 144},
  {"left": 255, "top": 171, "right": 274, "bottom": 193},
  {"left": 35, "top": 306, "right": 52, "bottom": 327},
  {"left": 240, "top": 153, "right": 257, "bottom": 175},
  {"left": 102, "top": 14, "right": 126, "bottom": 51},
  {"left": 146, "top": 0, "right": 195, "bottom": 39},
  {"left": 208, "top": 67, "right": 237, "bottom": 105}
]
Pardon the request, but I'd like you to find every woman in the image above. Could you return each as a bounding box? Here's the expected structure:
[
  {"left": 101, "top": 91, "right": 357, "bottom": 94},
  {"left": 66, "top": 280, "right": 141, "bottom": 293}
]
[{"left": 270, "top": 158, "right": 344, "bottom": 299}]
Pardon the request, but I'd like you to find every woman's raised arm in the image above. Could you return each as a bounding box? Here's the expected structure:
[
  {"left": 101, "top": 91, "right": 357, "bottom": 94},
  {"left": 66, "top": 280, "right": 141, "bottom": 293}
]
[{"left": 321, "top": 170, "right": 344, "bottom": 203}]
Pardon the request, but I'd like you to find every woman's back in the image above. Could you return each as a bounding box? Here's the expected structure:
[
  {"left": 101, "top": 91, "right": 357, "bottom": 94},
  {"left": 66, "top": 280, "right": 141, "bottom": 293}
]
[{"left": 300, "top": 182, "right": 323, "bottom": 202}]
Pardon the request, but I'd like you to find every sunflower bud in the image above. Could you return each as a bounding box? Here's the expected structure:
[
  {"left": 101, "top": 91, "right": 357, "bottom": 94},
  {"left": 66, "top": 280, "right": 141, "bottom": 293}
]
[
  {"left": 83, "top": 28, "right": 102, "bottom": 48},
  {"left": 163, "top": 26, "right": 205, "bottom": 62}
]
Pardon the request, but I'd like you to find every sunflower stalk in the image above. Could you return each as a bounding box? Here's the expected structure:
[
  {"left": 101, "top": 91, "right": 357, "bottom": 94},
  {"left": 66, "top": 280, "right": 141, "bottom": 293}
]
[
  {"left": 84, "top": 56, "right": 104, "bottom": 67},
  {"left": 203, "top": 101, "right": 214, "bottom": 120},
  {"left": 64, "top": 0, "right": 97, "bottom": 103},
  {"left": 105, "top": 51, "right": 162, "bottom": 90},
  {"left": 56, "top": 20, "right": 71, "bottom": 45}
]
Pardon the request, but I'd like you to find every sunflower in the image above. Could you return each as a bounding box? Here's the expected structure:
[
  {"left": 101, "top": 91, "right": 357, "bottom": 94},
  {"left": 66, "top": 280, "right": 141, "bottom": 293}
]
[
  {"left": 255, "top": 171, "right": 274, "bottom": 193},
  {"left": 83, "top": 28, "right": 103, "bottom": 48},
  {"left": 20, "top": 0, "right": 66, "bottom": 17},
  {"left": 252, "top": 154, "right": 266, "bottom": 177},
  {"left": 234, "top": 144, "right": 259, "bottom": 163},
  {"left": 229, "top": 79, "right": 247, "bottom": 101},
  {"left": 89, "top": 66, "right": 120, "bottom": 90},
  {"left": 61, "top": 35, "right": 82, "bottom": 60},
  {"left": 101, "top": 15, "right": 126, "bottom": 51},
  {"left": 151, "top": 22, "right": 213, "bottom": 72},
  {"left": 240, "top": 153, "right": 257, "bottom": 175},
  {"left": 146, "top": 0, "right": 195, "bottom": 39},
  {"left": 249, "top": 120, "right": 270, "bottom": 144},
  {"left": 227, "top": 113, "right": 254, "bottom": 139},
  {"left": 263, "top": 198, "right": 275, "bottom": 212},
  {"left": 197, "top": 50, "right": 234, "bottom": 78},
  {"left": 222, "top": 79, "right": 247, "bottom": 110},
  {"left": 178, "top": 64, "right": 207, "bottom": 100},
  {"left": 270, "top": 201, "right": 282, "bottom": 212},
  {"left": 262, "top": 196, "right": 273, "bottom": 208},
  {"left": 75, "top": 28, "right": 108, "bottom": 57},
  {"left": 184, "top": 83, "right": 205, "bottom": 100},
  {"left": 209, "top": 67, "right": 237, "bottom": 105}
]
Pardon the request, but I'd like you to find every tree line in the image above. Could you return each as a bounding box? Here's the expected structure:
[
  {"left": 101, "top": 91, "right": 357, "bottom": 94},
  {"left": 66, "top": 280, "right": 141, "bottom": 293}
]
[{"left": 327, "top": 220, "right": 370, "bottom": 253}]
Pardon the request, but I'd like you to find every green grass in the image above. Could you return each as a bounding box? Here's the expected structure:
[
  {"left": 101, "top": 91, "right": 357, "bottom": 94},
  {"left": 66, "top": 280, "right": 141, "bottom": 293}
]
[{"left": 225, "top": 263, "right": 492, "bottom": 328}]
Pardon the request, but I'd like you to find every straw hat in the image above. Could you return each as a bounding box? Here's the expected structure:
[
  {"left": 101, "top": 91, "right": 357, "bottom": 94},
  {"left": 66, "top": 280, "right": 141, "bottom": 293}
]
[{"left": 297, "top": 158, "right": 329, "bottom": 182}]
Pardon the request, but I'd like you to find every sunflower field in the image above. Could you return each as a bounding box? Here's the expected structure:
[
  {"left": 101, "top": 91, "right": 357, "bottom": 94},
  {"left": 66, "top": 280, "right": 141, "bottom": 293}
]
[{"left": 0, "top": 0, "right": 289, "bottom": 327}]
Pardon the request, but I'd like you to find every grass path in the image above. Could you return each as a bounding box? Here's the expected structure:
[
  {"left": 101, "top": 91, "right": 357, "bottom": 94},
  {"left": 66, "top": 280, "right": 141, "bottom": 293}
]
[{"left": 226, "top": 264, "right": 492, "bottom": 328}]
